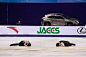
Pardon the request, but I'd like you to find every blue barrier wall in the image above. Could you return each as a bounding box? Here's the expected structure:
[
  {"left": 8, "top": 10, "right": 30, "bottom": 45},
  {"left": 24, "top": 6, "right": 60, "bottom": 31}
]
[
  {"left": 0, "top": 0, "right": 86, "bottom": 3},
  {"left": 0, "top": 3, "right": 7, "bottom": 25},
  {"left": 0, "top": 35, "right": 86, "bottom": 37},
  {"left": 0, "top": 3, "right": 86, "bottom": 25}
]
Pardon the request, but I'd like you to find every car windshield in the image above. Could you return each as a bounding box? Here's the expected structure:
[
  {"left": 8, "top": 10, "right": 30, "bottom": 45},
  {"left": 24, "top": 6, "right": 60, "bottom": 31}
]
[{"left": 62, "top": 15, "right": 71, "bottom": 19}]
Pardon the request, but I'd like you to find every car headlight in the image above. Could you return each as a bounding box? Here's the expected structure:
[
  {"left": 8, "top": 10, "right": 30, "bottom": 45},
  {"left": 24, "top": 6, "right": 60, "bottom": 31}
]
[{"left": 74, "top": 21, "right": 79, "bottom": 23}]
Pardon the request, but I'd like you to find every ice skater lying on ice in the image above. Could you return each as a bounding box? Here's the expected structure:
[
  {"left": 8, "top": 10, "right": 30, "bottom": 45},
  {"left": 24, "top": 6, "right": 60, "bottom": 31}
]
[
  {"left": 56, "top": 40, "right": 76, "bottom": 47},
  {"left": 10, "top": 40, "right": 31, "bottom": 46}
]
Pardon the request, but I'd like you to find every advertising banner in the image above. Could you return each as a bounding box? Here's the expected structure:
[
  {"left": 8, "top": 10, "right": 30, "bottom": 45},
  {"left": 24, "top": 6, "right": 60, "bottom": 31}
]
[{"left": 0, "top": 26, "right": 86, "bottom": 35}]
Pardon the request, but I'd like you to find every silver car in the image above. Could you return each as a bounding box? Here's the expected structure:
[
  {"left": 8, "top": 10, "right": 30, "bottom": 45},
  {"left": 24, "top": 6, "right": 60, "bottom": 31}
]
[{"left": 41, "top": 13, "right": 80, "bottom": 26}]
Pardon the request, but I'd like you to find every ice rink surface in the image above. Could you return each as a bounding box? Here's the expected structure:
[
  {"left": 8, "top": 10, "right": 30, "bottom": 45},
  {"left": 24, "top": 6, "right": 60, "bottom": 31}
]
[{"left": 0, "top": 37, "right": 86, "bottom": 57}]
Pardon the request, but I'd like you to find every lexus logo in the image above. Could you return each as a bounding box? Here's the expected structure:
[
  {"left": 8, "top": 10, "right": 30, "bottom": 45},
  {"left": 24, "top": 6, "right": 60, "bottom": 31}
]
[
  {"left": 77, "top": 27, "right": 86, "bottom": 34},
  {"left": 7, "top": 27, "right": 19, "bottom": 33}
]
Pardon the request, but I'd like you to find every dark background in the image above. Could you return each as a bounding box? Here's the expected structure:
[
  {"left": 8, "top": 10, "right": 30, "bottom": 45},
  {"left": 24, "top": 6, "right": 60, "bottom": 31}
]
[{"left": 0, "top": 3, "right": 86, "bottom": 25}]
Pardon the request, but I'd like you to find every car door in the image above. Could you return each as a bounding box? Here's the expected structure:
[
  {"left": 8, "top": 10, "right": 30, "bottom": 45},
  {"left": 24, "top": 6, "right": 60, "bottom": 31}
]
[
  {"left": 48, "top": 16, "right": 58, "bottom": 25},
  {"left": 56, "top": 16, "right": 65, "bottom": 26}
]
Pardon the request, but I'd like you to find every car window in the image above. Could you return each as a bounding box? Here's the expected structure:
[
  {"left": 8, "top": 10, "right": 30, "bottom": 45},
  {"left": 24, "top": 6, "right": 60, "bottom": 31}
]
[
  {"left": 48, "top": 16, "right": 64, "bottom": 19},
  {"left": 48, "top": 16, "right": 58, "bottom": 19},
  {"left": 58, "top": 16, "right": 64, "bottom": 19},
  {"left": 62, "top": 15, "right": 70, "bottom": 19}
]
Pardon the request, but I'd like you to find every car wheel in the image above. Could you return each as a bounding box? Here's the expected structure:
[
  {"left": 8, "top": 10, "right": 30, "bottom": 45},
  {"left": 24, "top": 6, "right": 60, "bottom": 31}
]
[{"left": 44, "top": 23, "right": 51, "bottom": 26}]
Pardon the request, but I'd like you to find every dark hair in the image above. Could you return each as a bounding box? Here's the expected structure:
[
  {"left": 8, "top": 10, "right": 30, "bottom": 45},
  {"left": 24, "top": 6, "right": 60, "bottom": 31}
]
[{"left": 56, "top": 43, "right": 59, "bottom": 47}]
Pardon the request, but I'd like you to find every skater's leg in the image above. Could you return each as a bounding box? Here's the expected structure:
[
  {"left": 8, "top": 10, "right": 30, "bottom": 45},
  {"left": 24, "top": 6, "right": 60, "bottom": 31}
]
[
  {"left": 10, "top": 43, "right": 19, "bottom": 46},
  {"left": 19, "top": 41, "right": 25, "bottom": 46},
  {"left": 70, "top": 43, "right": 76, "bottom": 46}
]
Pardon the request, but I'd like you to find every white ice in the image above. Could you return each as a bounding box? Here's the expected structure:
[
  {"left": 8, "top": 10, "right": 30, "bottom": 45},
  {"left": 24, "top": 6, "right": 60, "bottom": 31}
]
[{"left": 0, "top": 37, "right": 86, "bottom": 57}]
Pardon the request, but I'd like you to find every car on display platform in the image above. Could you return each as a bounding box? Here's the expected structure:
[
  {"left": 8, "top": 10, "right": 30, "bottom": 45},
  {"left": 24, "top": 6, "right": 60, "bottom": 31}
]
[{"left": 41, "top": 13, "right": 80, "bottom": 26}]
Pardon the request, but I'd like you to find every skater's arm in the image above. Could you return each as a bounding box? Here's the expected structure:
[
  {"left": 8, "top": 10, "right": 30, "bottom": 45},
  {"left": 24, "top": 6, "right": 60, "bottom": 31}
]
[
  {"left": 60, "top": 42, "right": 65, "bottom": 47},
  {"left": 26, "top": 41, "right": 30, "bottom": 46}
]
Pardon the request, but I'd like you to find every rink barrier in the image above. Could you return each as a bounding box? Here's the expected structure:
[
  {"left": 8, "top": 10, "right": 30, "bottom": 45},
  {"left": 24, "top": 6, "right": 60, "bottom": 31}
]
[
  {"left": 0, "top": 35, "right": 86, "bottom": 37},
  {"left": 0, "top": 26, "right": 86, "bottom": 37}
]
